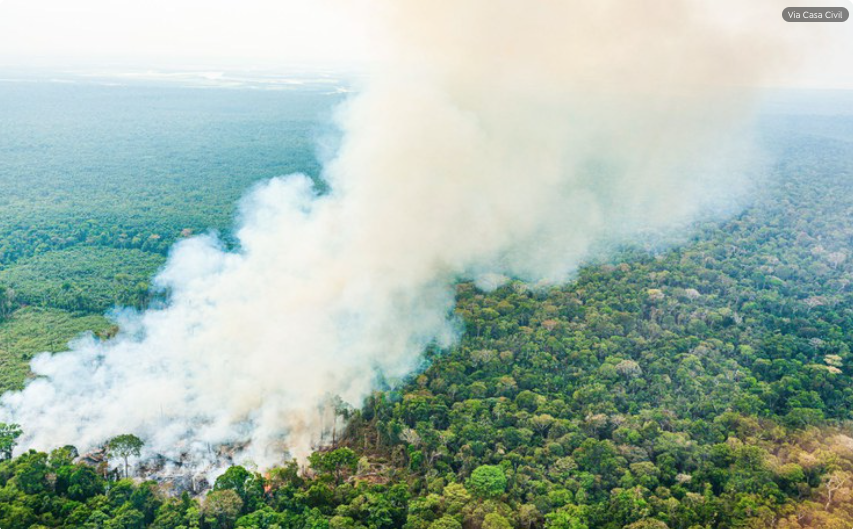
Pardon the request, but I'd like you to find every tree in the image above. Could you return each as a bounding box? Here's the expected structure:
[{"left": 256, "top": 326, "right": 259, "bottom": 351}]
[
  {"left": 519, "top": 505, "right": 543, "bottom": 529},
  {"left": 107, "top": 434, "right": 144, "bottom": 478},
  {"left": 0, "top": 422, "right": 22, "bottom": 460},
  {"left": 429, "top": 516, "right": 462, "bottom": 529},
  {"left": 49, "top": 445, "right": 79, "bottom": 468},
  {"left": 467, "top": 465, "right": 507, "bottom": 499},
  {"left": 202, "top": 489, "right": 243, "bottom": 529},
  {"left": 68, "top": 465, "right": 105, "bottom": 501},
  {"left": 483, "top": 513, "right": 512, "bottom": 529},
  {"left": 309, "top": 448, "right": 359, "bottom": 484},
  {"left": 14, "top": 451, "right": 49, "bottom": 494},
  {"left": 107, "top": 505, "right": 145, "bottom": 529},
  {"left": 442, "top": 483, "right": 472, "bottom": 514},
  {"left": 624, "top": 520, "right": 669, "bottom": 529},
  {"left": 213, "top": 466, "right": 265, "bottom": 513},
  {"left": 546, "top": 505, "right": 589, "bottom": 529},
  {"left": 0, "top": 285, "right": 17, "bottom": 320}
]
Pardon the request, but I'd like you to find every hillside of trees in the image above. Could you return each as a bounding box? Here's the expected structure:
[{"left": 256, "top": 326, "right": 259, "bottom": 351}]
[{"left": 0, "top": 100, "right": 852, "bottom": 528}]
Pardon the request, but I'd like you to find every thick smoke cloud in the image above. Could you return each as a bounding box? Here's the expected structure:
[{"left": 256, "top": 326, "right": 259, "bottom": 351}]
[{"left": 2, "top": 0, "right": 799, "bottom": 475}]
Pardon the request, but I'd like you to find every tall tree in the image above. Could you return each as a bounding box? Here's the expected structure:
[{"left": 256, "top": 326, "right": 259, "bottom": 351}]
[{"left": 107, "top": 434, "right": 144, "bottom": 478}]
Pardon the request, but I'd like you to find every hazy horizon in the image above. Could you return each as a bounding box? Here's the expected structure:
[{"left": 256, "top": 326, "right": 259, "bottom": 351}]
[{"left": 1, "top": 0, "right": 853, "bottom": 89}]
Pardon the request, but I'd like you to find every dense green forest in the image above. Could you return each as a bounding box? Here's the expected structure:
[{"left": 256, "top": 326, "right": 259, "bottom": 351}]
[
  {"left": 1, "top": 89, "right": 853, "bottom": 529},
  {"left": 0, "top": 82, "right": 335, "bottom": 392}
]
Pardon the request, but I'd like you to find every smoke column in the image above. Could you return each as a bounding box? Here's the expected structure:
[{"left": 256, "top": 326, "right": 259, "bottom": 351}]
[{"left": 2, "top": 0, "right": 798, "bottom": 473}]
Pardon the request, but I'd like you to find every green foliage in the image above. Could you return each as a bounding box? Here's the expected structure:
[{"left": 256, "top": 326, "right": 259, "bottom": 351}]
[
  {"left": 203, "top": 489, "right": 243, "bottom": 529},
  {"left": 0, "top": 307, "right": 111, "bottom": 392},
  {"left": 467, "top": 466, "right": 507, "bottom": 499},
  {"left": 0, "top": 92, "right": 852, "bottom": 529},
  {"left": 310, "top": 448, "right": 359, "bottom": 484},
  {"left": 213, "top": 466, "right": 266, "bottom": 514},
  {"left": 0, "top": 82, "right": 332, "bottom": 274},
  {"left": 0, "top": 284, "right": 17, "bottom": 322},
  {"left": 67, "top": 465, "right": 105, "bottom": 501},
  {"left": 0, "top": 81, "right": 334, "bottom": 397},
  {"left": 0, "top": 423, "right": 22, "bottom": 460},
  {"left": 482, "top": 512, "right": 512, "bottom": 529},
  {"left": 546, "top": 505, "right": 589, "bottom": 529},
  {"left": 428, "top": 515, "right": 462, "bottom": 529},
  {"left": 0, "top": 247, "right": 164, "bottom": 313},
  {"left": 107, "top": 434, "right": 145, "bottom": 478}
]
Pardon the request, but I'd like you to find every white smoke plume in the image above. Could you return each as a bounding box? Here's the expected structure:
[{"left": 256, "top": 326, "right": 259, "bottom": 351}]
[{"left": 1, "top": 0, "right": 807, "bottom": 474}]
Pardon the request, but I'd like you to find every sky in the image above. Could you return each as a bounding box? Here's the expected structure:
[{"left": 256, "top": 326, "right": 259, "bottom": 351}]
[
  {"left": 0, "top": 0, "right": 373, "bottom": 68},
  {"left": 0, "top": 0, "right": 851, "bottom": 87}
]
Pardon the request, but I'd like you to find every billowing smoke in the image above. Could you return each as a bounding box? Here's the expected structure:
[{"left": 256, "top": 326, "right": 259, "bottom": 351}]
[{"left": 2, "top": 0, "right": 799, "bottom": 474}]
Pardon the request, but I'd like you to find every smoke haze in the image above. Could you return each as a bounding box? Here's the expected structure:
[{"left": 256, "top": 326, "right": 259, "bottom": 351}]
[{"left": 1, "top": 0, "right": 809, "bottom": 475}]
